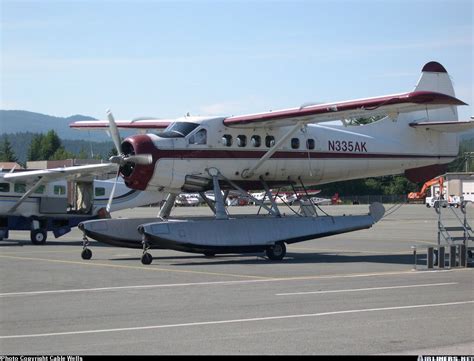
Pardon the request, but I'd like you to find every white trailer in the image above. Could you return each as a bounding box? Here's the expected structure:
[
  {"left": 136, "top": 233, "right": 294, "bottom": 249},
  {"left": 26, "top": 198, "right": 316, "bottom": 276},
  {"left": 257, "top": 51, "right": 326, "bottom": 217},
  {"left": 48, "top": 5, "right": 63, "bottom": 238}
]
[{"left": 428, "top": 172, "right": 474, "bottom": 207}]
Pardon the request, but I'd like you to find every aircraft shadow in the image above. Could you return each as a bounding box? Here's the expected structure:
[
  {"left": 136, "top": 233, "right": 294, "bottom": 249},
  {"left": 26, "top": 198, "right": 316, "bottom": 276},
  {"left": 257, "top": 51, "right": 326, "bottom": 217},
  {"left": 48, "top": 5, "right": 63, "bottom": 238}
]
[
  {"left": 167, "top": 252, "right": 416, "bottom": 266},
  {"left": 0, "top": 239, "right": 116, "bottom": 248},
  {"left": 109, "top": 254, "right": 247, "bottom": 262}
]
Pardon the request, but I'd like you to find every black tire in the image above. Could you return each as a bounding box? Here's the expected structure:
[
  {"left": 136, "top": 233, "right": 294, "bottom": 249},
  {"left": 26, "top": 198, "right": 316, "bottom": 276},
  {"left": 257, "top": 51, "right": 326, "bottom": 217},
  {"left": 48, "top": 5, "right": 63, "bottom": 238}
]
[
  {"left": 266, "top": 241, "right": 286, "bottom": 261},
  {"left": 203, "top": 251, "right": 216, "bottom": 257},
  {"left": 81, "top": 248, "right": 92, "bottom": 260},
  {"left": 141, "top": 252, "right": 153, "bottom": 265},
  {"left": 31, "top": 229, "right": 47, "bottom": 245}
]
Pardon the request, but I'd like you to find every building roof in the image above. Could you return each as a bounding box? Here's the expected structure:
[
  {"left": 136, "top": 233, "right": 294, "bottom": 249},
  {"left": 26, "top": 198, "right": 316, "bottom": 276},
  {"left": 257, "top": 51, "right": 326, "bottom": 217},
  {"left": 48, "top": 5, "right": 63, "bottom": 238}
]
[{"left": 0, "top": 162, "right": 25, "bottom": 170}]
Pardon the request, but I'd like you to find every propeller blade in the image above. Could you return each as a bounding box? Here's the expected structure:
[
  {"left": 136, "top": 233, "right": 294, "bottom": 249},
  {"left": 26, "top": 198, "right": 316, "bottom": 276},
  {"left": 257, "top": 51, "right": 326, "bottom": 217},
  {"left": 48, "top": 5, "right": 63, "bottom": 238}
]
[
  {"left": 107, "top": 109, "right": 122, "bottom": 155},
  {"left": 106, "top": 170, "right": 120, "bottom": 213},
  {"left": 124, "top": 154, "right": 153, "bottom": 165}
]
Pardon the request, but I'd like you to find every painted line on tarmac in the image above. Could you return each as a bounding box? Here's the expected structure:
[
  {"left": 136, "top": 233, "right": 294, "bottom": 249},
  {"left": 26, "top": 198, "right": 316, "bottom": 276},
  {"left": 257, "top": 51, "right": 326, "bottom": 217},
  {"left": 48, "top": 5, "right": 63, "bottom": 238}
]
[
  {"left": 1, "top": 300, "right": 472, "bottom": 339},
  {"left": 0, "top": 269, "right": 465, "bottom": 299},
  {"left": 0, "top": 254, "right": 270, "bottom": 280},
  {"left": 276, "top": 282, "right": 458, "bottom": 296}
]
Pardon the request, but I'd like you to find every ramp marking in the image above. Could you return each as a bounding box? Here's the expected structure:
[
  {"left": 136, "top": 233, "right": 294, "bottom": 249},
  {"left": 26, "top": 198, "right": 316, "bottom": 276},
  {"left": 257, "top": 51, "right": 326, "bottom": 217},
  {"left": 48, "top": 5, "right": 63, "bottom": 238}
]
[
  {"left": 276, "top": 282, "right": 458, "bottom": 296},
  {"left": 0, "top": 300, "right": 472, "bottom": 339}
]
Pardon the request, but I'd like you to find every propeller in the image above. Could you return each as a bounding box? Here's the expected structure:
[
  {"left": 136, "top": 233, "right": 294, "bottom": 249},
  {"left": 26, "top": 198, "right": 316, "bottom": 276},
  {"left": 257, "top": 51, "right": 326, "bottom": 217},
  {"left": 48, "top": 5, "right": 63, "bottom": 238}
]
[
  {"left": 107, "top": 109, "right": 122, "bottom": 155},
  {"left": 106, "top": 169, "right": 120, "bottom": 214},
  {"left": 104, "top": 109, "right": 153, "bottom": 214},
  {"left": 106, "top": 109, "right": 153, "bottom": 165}
]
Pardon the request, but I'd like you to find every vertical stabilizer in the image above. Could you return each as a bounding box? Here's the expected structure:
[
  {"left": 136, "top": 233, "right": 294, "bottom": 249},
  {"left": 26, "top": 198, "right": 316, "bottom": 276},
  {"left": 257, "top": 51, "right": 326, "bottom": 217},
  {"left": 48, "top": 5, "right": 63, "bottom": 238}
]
[{"left": 413, "top": 61, "right": 458, "bottom": 121}]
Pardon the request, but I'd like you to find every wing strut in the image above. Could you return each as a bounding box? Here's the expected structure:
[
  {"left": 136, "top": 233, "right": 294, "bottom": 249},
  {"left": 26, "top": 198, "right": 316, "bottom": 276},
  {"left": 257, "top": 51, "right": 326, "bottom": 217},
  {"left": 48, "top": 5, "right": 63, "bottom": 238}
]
[
  {"left": 158, "top": 193, "right": 176, "bottom": 219},
  {"left": 241, "top": 122, "right": 304, "bottom": 179},
  {"left": 8, "top": 178, "right": 45, "bottom": 213}
]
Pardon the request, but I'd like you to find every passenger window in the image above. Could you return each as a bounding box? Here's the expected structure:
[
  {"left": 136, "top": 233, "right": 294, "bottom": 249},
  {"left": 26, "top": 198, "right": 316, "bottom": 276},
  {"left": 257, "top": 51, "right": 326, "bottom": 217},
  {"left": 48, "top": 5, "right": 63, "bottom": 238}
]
[
  {"left": 34, "top": 185, "right": 45, "bottom": 194},
  {"left": 291, "top": 138, "right": 300, "bottom": 149},
  {"left": 237, "top": 135, "right": 247, "bottom": 147},
  {"left": 306, "top": 139, "right": 315, "bottom": 150},
  {"left": 251, "top": 135, "right": 261, "bottom": 147},
  {"left": 189, "top": 129, "right": 207, "bottom": 145},
  {"left": 222, "top": 134, "right": 233, "bottom": 147},
  {"left": 265, "top": 136, "right": 275, "bottom": 147},
  {"left": 54, "top": 185, "right": 66, "bottom": 196},
  {"left": 95, "top": 187, "right": 106, "bottom": 197},
  {"left": 0, "top": 183, "right": 10, "bottom": 192},
  {"left": 14, "top": 183, "right": 26, "bottom": 193}
]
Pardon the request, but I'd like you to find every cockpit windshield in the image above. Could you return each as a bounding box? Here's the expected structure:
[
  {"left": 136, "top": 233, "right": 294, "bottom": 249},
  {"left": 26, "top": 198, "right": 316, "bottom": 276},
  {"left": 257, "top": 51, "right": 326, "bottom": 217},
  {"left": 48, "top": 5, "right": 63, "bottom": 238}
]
[{"left": 158, "top": 122, "right": 199, "bottom": 138}]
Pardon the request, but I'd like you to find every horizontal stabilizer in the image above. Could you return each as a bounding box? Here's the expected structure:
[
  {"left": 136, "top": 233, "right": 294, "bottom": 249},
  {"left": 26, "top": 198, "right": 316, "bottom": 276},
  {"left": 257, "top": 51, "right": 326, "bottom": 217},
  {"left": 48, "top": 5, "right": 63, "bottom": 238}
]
[{"left": 410, "top": 120, "right": 474, "bottom": 133}]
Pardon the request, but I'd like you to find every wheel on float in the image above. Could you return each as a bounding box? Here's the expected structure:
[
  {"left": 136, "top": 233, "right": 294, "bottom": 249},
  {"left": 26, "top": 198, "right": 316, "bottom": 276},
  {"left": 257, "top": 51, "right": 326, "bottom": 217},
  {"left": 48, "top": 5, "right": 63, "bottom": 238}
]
[
  {"left": 141, "top": 252, "right": 153, "bottom": 265},
  {"left": 266, "top": 241, "right": 286, "bottom": 261},
  {"left": 81, "top": 248, "right": 92, "bottom": 260}
]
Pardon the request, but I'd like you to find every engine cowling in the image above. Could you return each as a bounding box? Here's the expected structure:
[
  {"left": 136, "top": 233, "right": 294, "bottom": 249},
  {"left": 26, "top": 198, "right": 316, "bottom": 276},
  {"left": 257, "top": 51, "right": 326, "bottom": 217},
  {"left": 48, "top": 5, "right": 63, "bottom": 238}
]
[{"left": 119, "top": 135, "right": 157, "bottom": 190}]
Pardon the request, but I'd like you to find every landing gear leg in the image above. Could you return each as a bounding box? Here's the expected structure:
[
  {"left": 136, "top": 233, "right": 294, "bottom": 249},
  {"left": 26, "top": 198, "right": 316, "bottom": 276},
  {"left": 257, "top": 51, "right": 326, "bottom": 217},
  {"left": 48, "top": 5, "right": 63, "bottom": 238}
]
[
  {"left": 81, "top": 234, "right": 92, "bottom": 260},
  {"left": 141, "top": 234, "right": 153, "bottom": 265}
]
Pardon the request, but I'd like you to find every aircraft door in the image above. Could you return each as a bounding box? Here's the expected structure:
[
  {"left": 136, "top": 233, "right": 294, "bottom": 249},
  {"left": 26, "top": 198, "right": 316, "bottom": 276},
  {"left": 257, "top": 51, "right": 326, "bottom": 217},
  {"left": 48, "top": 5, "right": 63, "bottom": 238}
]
[{"left": 74, "top": 181, "right": 93, "bottom": 214}]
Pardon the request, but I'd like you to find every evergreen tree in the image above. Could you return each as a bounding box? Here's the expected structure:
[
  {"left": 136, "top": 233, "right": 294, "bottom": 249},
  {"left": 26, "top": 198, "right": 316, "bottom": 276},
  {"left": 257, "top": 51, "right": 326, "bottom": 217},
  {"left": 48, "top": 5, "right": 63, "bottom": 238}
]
[
  {"left": 40, "top": 130, "right": 62, "bottom": 160},
  {"left": 27, "top": 130, "right": 69, "bottom": 161},
  {"left": 50, "top": 147, "right": 75, "bottom": 160},
  {"left": 27, "top": 134, "right": 44, "bottom": 161},
  {"left": 0, "top": 135, "right": 17, "bottom": 162}
]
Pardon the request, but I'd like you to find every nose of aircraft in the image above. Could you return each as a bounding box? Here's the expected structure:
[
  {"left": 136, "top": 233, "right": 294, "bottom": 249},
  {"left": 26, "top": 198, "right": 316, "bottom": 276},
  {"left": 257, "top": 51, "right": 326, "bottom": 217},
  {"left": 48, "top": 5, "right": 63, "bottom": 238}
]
[{"left": 119, "top": 134, "right": 157, "bottom": 190}]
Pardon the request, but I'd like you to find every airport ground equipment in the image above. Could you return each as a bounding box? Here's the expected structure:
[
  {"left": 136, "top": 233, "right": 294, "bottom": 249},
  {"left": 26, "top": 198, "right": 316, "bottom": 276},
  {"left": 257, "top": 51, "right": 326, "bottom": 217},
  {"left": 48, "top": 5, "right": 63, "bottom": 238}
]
[
  {"left": 412, "top": 200, "right": 473, "bottom": 269},
  {"left": 408, "top": 176, "right": 444, "bottom": 205}
]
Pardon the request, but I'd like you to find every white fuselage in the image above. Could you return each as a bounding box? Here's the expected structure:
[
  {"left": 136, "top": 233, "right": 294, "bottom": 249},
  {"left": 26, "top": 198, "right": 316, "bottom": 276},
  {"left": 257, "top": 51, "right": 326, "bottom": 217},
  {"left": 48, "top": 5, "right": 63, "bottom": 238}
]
[{"left": 136, "top": 113, "right": 458, "bottom": 193}]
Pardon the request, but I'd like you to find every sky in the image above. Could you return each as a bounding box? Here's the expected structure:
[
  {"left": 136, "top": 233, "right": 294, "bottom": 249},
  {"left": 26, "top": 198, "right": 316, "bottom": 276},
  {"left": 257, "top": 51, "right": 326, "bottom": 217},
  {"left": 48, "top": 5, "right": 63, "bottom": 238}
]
[{"left": 1, "top": 0, "right": 473, "bottom": 121}]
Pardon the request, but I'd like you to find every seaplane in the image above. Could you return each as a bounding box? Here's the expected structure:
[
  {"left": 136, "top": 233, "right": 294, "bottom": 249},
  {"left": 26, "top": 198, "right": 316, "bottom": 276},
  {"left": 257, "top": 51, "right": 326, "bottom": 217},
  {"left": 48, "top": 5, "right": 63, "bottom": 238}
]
[
  {"left": 70, "top": 61, "right": 473, "bottom": 264},
  {"left": 0, "top": 164, "right": 165, "bottom": 245}
]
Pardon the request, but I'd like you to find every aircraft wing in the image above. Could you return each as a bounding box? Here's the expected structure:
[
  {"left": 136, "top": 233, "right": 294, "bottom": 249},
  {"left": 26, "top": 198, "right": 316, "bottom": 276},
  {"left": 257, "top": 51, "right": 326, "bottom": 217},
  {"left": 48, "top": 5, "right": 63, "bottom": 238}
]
[
  {"left": 69, "top": 119, "right": 172, "bottom": 131},
  {"left": 223, "top": 91, "right": 466, "bottom": 128},
  {"left": 2, "top": 163, "right": 118, "bottom": 183}
]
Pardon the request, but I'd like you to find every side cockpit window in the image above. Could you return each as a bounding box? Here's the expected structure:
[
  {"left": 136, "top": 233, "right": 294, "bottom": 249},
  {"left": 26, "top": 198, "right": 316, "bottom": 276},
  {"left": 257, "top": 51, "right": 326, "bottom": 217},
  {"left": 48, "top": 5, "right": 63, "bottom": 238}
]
[{"left": 189, "top": 129, "right": 207, "bottom": 145}]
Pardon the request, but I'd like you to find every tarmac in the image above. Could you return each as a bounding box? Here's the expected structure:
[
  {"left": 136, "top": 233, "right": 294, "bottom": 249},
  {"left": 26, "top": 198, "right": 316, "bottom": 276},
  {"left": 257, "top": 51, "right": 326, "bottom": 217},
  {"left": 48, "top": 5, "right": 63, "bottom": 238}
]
[{"left": 0, "top": 204, "right": 473, "bottom": 355}]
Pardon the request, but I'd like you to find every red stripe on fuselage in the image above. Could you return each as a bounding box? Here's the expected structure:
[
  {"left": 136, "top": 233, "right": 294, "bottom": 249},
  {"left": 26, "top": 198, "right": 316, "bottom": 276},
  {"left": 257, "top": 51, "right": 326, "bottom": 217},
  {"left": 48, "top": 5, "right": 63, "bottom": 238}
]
[{"left": 150, "top": 148, "right": 456, "bottom": 160}]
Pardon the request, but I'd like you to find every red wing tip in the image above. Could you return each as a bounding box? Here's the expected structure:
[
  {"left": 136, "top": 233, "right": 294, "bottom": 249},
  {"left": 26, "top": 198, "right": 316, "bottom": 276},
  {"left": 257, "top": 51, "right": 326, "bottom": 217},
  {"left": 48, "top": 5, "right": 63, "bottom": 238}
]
[{"left": 422, "top": 61, "right": 447, "bottom": 73}]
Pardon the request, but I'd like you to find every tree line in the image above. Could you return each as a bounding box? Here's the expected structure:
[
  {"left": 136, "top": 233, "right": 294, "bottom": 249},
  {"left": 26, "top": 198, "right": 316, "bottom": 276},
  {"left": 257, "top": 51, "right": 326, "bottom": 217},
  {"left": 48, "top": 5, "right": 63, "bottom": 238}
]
[{"left": 0, "top": 130, "right": 90, "bottom": 164}]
